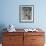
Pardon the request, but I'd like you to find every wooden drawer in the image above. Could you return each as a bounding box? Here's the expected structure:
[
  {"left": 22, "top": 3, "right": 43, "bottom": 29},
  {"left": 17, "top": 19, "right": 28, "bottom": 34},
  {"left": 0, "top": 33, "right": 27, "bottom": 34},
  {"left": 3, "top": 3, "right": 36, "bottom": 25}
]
[
  {"left": 31, "top": 44, "right": 44, "bottom": 46},
  {"left": 3, "top": 32, "right": 23, "bottom": 36},
  {"left": 32, "top": 36, "right": 45, "bottom": 44},
  {"left": 24, "top": 32, "right": 44, "bottom": 36},
  {"left": 24, "top": 36, "right": 32, "bottom": 42},
  {"left": 24, "top": 36, "right": 32, "bottom": 46},
  {"left": 3, "top": 35, "right": 23, "bottom": 44},
  {"left": 24, "top": 35, "right": 44, "bottom": 44},
  {"left": 3, "top": 43, "right": 23, "bottom": 46}
]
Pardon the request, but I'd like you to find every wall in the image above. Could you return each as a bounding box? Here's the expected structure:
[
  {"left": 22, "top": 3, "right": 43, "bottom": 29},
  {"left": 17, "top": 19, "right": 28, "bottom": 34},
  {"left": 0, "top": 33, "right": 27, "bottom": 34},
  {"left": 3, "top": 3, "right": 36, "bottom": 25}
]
[
  {"left": 0, "top": 0, "right": 46, "bottom": 44},
  {"left": 0, "top": 0, "right": 39, "bottom": 29},
  {"left": 0, "top": 0, "right": 46, "bottom": 29}
]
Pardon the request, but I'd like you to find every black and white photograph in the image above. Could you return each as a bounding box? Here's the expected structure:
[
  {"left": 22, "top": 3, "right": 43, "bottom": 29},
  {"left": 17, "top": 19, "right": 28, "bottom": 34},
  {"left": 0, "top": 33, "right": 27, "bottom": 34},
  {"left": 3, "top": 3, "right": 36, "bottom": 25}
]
[{"left": 19, "top": 5, "right": 34, "bottom": 23}]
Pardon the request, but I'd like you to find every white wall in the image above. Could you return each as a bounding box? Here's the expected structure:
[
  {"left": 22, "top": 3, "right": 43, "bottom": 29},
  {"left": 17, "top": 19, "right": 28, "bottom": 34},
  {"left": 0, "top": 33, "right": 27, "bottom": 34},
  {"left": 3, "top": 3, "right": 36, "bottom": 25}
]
[{"left": 0, "top": 0, "right": 46, "bottom": 29}]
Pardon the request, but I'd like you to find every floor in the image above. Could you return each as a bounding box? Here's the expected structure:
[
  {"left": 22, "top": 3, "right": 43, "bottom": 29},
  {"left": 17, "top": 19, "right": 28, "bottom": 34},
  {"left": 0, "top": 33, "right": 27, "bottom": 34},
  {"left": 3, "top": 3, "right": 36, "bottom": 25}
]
[{"left": 0, "top": 44, "right": 2, "bottom": 46}]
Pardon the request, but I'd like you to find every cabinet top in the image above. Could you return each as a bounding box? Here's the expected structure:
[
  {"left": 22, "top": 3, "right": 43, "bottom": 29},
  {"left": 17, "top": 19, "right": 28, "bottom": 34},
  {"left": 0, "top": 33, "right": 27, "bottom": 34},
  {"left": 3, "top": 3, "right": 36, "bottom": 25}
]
[{"left": 3, "top": 29, "right": 45, "bottom": 33}]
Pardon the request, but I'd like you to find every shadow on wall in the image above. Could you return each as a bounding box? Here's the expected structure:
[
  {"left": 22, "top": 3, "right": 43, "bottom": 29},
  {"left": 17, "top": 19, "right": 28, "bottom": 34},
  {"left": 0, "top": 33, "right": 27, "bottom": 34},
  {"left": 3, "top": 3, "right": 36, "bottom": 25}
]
[{"left": 0, "top": 24, "right": 7, "bottom": 43}]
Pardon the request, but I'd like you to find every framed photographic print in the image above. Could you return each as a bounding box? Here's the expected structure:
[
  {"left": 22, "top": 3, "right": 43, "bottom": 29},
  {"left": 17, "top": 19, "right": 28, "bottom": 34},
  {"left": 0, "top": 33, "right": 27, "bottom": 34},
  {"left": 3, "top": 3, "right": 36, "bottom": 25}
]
[{"left": 19, "top": 5, "right": 34, "bottom": 23}]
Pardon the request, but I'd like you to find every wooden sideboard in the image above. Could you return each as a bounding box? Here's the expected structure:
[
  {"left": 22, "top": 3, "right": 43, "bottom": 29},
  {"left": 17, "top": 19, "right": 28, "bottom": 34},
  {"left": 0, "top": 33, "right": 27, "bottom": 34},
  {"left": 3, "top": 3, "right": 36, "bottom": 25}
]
[{"left": 2, "top": 29, "right": 45, "bottom": 46}]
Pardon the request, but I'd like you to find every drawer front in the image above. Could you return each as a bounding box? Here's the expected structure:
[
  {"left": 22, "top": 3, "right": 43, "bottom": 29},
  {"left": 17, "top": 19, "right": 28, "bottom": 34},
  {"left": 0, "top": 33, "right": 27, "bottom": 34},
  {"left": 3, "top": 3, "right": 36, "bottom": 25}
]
[
  {"left": 3, "top": 43, "right": 23, "bottom": 46},
  {"left": 24, "top": 32, "right": 44, "bottom": 36},
  {"left": 32, "top": 36, "right": 45, "bottom": 44},
  {"left": 24, "top": 36, "right": 32, "bottom": 46},
  {"left": 3, "top": 36, "right": 23, "bottom": 46},
  {"left": 3, "top": 36, "right": 23, "bottom": 44},
  {"left": 3, "top": 43, "right": 15, "bottom": 46},
  {"left": 3, "top": 32, "right": 23, "bottom": 36},
  {"left": 32, "top": 44, "right": 44, "bottom": 46}
]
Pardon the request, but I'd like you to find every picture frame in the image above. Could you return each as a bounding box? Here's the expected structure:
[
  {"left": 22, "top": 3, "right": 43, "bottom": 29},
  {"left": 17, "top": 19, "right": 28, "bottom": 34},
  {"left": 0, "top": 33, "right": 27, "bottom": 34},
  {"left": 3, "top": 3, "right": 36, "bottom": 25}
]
[{"left": 19, "top": 5, "right": 34, "bottom": 23}]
